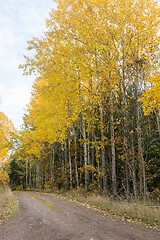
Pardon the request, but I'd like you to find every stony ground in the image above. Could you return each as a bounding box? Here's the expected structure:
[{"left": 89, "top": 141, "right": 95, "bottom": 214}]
[{"left": 0, "top": 192, "right": 160, "bottom": 240}]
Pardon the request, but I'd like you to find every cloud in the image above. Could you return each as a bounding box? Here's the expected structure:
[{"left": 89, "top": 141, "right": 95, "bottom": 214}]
[
  {"left": 0, "top": 81, "right": 33, "bottom": 129},
  {"left": 0, "top": 0, "right": 56, "bottom": 129}
]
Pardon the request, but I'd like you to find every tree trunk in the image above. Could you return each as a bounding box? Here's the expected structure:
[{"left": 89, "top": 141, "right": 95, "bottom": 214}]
[
  {"left": 68, "top": 137, "right": 73, "bottom": 190},
  {"left": 91, "top": 131, "right": 95, "bottom": 183},
  {"left": 26, "top": 160, "right": 28, "bottom": 189},
  {"left": 51, "top": 145, "right": 55, "bottom": 187},
  {"left": 110, "top": 92, "right": 117, "bottom": 196},
  {"left": 95, "top": 45, "right": 106, "bottom": 193},
  {"left": 137, "top": 101, "right": 146, "bottom": 200},
  {"left": 131, "top": 136, "right": 137, "bottom": 201},
  {"left": 95, "top": 135, "right": 101, "bottom": 191},
  {"left": 73, "top": 125, "right": 79, "bottom": 188},
  {"left": 64, "top": 140, "right": 67, "bottom": 190},
  {"left": 79, "top": 135, "right": 83, "bottom": 184},
  {"left": 61, "top": 146, "right": 65, "bottom": 188},
  {"left": 36, "top": 163, "right": 40, "bottom": 188},
  {"left": 100, "top": 103, "right": 106, "bottom": 193},
  {"left": 83, "top": 116, "right": 88, "bottom": 190},
  {"left": 154, "top": 109, "right": 160, "bottom": 138},
  {"left": 29, "top": 163, "right": 32, "bottom": 188},
  {"left": 121, "top": 39, "right": 130, "bottom": 197}
]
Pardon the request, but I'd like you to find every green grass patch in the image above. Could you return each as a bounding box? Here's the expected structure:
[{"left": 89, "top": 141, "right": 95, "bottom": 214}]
[
  {"left": 30, "top": 193, "right": 59, "bottom": 212},
  {"left": 0, "top": 187, "right": 17, "bottom": 225}
]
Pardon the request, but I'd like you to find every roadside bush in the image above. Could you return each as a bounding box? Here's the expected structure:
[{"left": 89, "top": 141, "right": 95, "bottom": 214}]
[
  {"left": 0, "top": 170, "right": 10, "bottom": 187},
  {"left": 0, "top": 187, "right": 12, "bottom": 204},
  {"left": 0, "top": 187, "right": 17, "bottom": 224},
  {"left": 16, "top": 184, "right": 23, "bottom": 191}
]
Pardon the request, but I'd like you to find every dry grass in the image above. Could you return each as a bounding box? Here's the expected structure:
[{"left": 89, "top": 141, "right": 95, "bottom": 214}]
[
  {"left": 0, "top": 187, "right": 13, "bottom": 204},
  {"left": 87, "top": 195, "right": 160, "bottom": 225},
  {"left": 0, "top": 187, "right": 17, "bottom": 224}
]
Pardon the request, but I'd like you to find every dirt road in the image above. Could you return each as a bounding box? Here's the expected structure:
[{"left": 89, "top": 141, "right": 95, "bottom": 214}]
[{"left": 0, "top": 192, "right": 159, "bottom": 240}]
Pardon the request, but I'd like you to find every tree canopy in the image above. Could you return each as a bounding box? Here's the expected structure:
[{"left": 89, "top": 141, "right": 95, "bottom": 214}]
[{"left": 9, "top": 0, "right": 160, "bottom": 200}]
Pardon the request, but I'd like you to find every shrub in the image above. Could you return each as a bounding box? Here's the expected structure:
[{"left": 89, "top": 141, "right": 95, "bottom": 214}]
[
  {"left": 0, "top": 170, "right": 10, "bottom": 187},
  {"left": 16, "top": 184, "right": 23, "bottom": 191}
]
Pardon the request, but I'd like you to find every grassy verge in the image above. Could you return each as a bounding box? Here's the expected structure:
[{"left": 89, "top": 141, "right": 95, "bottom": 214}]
[
  {"left": 49, "top": 189, "right": 160, "bottom": 230},
  {"left": 0, "top": 187, "right": 17, "bottom": 225},
  {"left": 29, "top": 193, "right": 59, "bottom": 212}
]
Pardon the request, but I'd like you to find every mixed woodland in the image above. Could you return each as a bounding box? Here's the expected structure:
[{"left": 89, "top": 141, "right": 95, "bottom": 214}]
[{"left": 1, "top": 0, "right": 160, "bottom": 202}]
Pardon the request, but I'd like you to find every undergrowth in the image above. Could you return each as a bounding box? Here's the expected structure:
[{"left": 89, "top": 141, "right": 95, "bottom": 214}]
[{"left": 0, "top": 187, "right": 17, "bottom": 225}]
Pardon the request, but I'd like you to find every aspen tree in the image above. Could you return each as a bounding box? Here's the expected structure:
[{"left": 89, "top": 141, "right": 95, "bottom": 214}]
[{"left": 18, "top": 0, "right": 160, "bottom": 195}]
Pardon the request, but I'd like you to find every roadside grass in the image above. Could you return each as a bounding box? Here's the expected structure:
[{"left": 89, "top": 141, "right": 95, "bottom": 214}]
[
  {"left": 29, "top": 193, "right": 59, "bottom": 212},
  {"left": 0, "top": 187, "right": 17, "bottom": 225},
  {"left": 51, "top": 189, "right": 160, "bottom": 230}
]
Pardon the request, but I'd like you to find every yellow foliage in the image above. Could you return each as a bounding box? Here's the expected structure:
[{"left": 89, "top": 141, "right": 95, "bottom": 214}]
[
  {"left": 0, "top": 170, "right": 10, "bottom": 186},
  {"left": 0, "top": 112, "right": 15, "bottom": 163},
  {"left": 19, "top": 0, "right": 160, "bottom": 186},
  {"left": 140, "top": 73, "right": 160, "bottom": 115}
]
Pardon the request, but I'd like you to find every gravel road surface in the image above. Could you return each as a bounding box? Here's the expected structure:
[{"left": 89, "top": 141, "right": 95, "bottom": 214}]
[{"left": 0, "top": 192, "right": 159, "bottom": 240}]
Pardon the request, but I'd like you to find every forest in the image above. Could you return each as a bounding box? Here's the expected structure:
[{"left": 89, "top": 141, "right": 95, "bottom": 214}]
[{"left": 1, "top": 0, "right": 160, "bottom": 202}]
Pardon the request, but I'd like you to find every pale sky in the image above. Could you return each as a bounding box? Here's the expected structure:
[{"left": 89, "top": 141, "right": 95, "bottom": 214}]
[{"left": 0, "top": 0, "right": 56, "bottom": 129}]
